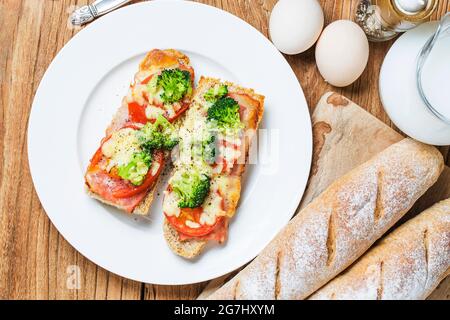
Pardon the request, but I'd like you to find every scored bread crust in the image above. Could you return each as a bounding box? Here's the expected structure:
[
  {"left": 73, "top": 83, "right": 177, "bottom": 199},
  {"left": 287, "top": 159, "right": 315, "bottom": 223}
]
[
  {"left": 85, "top": 49, "right": 191, "bottom": 217},
  {"left": 164, "top": 77, "right": 265, "bottom": 258},
  {"left": 206, "top": 138, "right": 444, "bottom": 299},
  {"left": 309, "top": 198, "right": 450, "bottom": 300}
]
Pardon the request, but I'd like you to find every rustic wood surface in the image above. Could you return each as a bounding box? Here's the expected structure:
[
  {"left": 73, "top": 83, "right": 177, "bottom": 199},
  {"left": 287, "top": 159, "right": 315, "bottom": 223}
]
[{"left": 0, "top": 0, "right": 449, "bottom": 300}]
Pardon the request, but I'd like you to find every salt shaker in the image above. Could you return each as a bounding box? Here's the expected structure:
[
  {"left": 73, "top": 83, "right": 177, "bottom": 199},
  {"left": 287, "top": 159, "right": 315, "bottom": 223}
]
[{"left": 356, "top": 0, "right": 438, "bottom": 41}]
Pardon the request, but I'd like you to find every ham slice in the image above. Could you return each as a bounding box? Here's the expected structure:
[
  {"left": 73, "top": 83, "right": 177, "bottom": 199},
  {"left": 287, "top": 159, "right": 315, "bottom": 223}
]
[
  {"left": 228, "top": 92, "right": 260, "bottom": 130},
  {"left": 85, "top": 168, "right": 148, "bottom": 213}
]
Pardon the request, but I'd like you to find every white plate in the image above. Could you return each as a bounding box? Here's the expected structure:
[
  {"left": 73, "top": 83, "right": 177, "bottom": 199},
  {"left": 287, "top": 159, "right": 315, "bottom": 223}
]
[{"left": 28, "top": 0, "right": 312, "bottom": 285}]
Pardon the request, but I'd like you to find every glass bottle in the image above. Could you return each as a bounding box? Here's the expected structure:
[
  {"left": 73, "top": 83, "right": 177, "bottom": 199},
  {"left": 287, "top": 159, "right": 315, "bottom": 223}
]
[{"left": 356, "top": 0, "right": 438, "bottom": 41}]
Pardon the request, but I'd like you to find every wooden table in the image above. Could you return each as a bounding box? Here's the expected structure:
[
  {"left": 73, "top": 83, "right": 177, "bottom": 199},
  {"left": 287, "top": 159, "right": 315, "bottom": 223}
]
[{"left": 1, "top": 0, "right": 449, "bottom": 300}]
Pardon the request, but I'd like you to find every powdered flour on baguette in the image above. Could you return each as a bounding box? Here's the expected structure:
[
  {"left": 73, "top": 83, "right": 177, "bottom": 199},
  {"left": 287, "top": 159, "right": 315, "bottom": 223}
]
[
  {"left": 309, "top": 198, "right": 450, "bottom": 300},
  {"left": 207, "top": 139, "right": 443, "bottom": 299}
]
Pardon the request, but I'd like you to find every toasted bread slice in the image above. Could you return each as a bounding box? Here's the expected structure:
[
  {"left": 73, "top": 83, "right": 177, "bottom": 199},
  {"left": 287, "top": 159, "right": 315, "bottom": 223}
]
[
  {"left": 85, "top": 49, "right": 193, "bottom": 217},
  {"left": 164, "top": 77, "right": 264, "bottom": 258},
  {"left": 163, "top": 219, "right": 207, "bottom": 259}
]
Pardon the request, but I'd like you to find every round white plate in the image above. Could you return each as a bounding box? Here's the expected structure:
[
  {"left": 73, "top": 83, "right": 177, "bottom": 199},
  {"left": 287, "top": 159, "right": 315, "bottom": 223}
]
[{"left": 28, "top": 0, "right": 312, "bottom": 285}]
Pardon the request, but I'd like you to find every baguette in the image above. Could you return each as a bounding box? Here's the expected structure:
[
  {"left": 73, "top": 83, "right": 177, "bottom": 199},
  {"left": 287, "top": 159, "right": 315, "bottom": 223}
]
[
  {"left": 309, "top": 198, "right": 450, "bottom": 300},
  {"left": 207, "top": 138, "right": 444, "bottom": 299}
]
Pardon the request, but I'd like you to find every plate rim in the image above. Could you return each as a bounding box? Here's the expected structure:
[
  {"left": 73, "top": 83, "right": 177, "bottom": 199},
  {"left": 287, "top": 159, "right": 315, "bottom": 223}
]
[{"left": 27, "top": 0, "right": 312, "bottom": 285}]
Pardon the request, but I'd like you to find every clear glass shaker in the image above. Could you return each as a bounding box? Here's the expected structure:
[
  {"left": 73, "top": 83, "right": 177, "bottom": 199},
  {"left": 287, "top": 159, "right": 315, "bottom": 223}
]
[{"left": 356, "top": 0, "right": 438, "bottom": 41}]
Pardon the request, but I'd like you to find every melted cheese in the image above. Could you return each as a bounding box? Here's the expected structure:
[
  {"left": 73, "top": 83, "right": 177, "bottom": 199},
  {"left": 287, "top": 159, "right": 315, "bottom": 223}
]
[
  {"left": 101, "top": 128, "right": 141, "bottom": 171},
  {"left": 126, "top": 69, "right": 170, "bottom": 114},
  {"left": 165, "top": 104, "right": 176, "bottom": 118},
  {"left": 221, "top": 133, "right": 242, "bottom": 146},
  {"left": 131, "top": 84, "right": 148, "bottom": 106},
  {"left": 212, "top": 136, "right": 242, "bottom": 174},
  {"left": 185, "top": 221, "right": 201, "bottom": 229},
  {"left": 216, "top": 175, "right": 241, "bottom": 218},
  {"left": 163, "top": 190, "right": 180, "bottom": 217},
  {"left": 216, "top": 175, "right": 234, "bottom": 192},
  {"left": 176, "top": 114, "right": 214, "bottom": 176},
  {"left": 150, "top": 161, "right": 161, "bottom": 176},
  {"left": 125, "top": 91, "right": 132, "bottom": 103},
  {"left": 146, "top": 87, "right": 164, "bottom": 105},
  {"left": 146, "top": 63, "right": 179, "bottom": 75},
  {"left": 212, "top": 163, "right": 224, "bottom": 175},
  {"left": 134, "top": 70, "right": 152, "bottom": 83},
  {"left": 145, "top": 105, "right": 164, "bottom": 119},
  {"left": 200, "top": 194, "right": 224, "bottom": 225},
  {"left": 221, "top": 144, "right": 241, "bottom": 163},
  {"left": 199, "top": 182, "right": 226, "bottom": 225},
  {"left": 172, "top": 102, "right": 182, "bottom": 112}
]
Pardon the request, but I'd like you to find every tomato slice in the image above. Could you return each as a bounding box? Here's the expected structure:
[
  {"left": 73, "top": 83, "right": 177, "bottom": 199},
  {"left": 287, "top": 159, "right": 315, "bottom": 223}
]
[
  {"left": 112, "top": 150, "right": 164, "bottom": 198},
  {"left": 140, "top": 74, "right": 154, "bottom": 85},
  {"left": 167, "top": 102, "right": 190, "bottom": 122},
  {"left": 129, "top": 100, "right": 190, "bottom": 124},
  {"left": 128, "top": 101, "right": 148, "bottom": 124},
  {"left": 165, "top": 208, "right": 223, "bottom": 237},
  {"left": 89, "top": 146, "right": 104, "bottom": 168}
]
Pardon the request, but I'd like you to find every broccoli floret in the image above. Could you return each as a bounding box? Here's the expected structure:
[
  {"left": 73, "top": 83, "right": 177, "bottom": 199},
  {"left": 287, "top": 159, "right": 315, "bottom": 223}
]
[
  {"left": 190, "top": 134, "right": 216, "bottom": 164},
  {"left": 117, "top": 152, "right": 152, "bottom": 186},
  {"left": 204, "top": 84, "right": 228, "bottom": 103},
  {"left": 207, "top": 97, "right": 243, "bottom": 131},
  {"left": 138, "top": 115, "right": 179, "bottom": 152},
  {"left": 201, "top": 134, "right": 216, "bottom": 164},
  {"left": 171, "top": 168, "right": 211, "bottom": 208},
  {"left": 187, "top": 126, "right": 217, "bottom": 164},
  {"left": 157, "top": 68, "right": 192, "bottom": 104}
]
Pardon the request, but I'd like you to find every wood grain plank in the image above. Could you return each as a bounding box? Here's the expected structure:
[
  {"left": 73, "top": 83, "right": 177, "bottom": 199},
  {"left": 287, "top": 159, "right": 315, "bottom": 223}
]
[
  {"left": 0, "top": 0, "right": 46, "bottom": 299},
  {"left": 144, "top": 283, "right": 209, "bottom": 300},
  {"left": 0, "top": 0, "right": 22, "bottom": 299},
  {"left": 428, "top": 277, "right": 450, "bottom": 300},
  {"left": 0, "top": 0, "right": 142, "bottom": 300},
  {"left": 0, "top": 0, "right": 449, "bottom": 300}
]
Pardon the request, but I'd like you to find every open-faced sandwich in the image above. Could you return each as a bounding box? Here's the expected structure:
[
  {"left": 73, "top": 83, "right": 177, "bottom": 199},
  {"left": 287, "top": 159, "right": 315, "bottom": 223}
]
[
  {"left": 162, "top": 77, "right": 264, "bottom": 258},
  {"left": 85, "top": 49, "right": 194, "bottom": 215}
]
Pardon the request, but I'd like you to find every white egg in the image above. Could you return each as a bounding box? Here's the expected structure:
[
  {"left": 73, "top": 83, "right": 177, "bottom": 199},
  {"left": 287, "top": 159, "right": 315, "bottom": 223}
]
[
  {"left": 315, "top": 20, "right": 369, "bottom": 87},
  {"left": 269, "top": 0, "right": 324, "bottom": 55}
]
